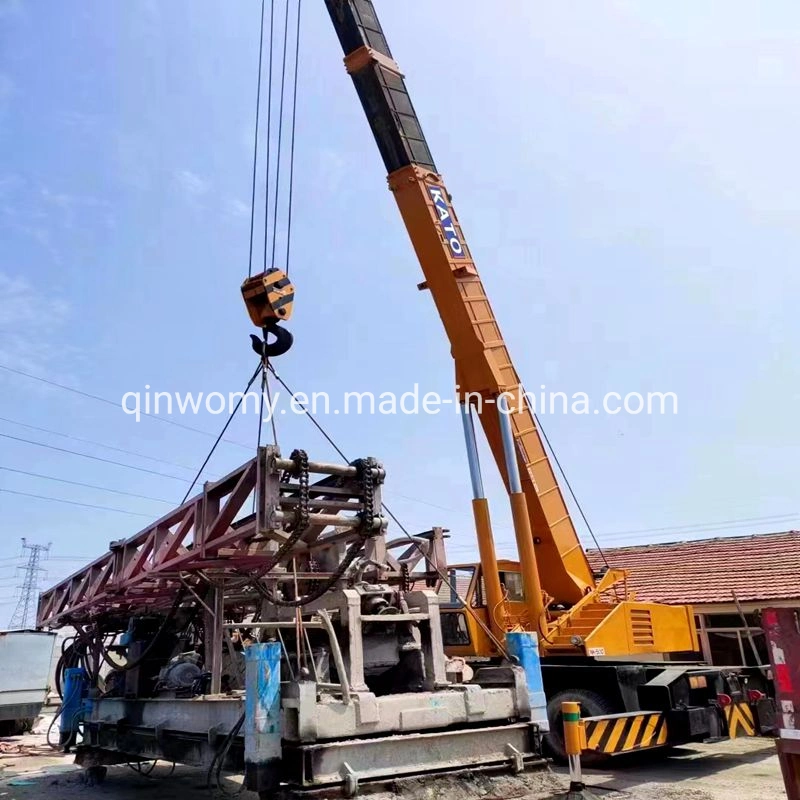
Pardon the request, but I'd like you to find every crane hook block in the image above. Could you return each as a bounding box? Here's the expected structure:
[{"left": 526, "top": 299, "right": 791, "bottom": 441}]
[
  {"left": 241, "top": 268, "right": 295, "bottom": 328},
  {"left": 250, "top": 322, "right": 294, "bottom": 359}
]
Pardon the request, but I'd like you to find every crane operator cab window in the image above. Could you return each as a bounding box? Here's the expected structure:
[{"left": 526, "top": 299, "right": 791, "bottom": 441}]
[
  {"left": 439, "top": 567, "right": 476, "bottom": 646},
  {"left": 498, "top": 570, "right": 525, "bottom": 602}
]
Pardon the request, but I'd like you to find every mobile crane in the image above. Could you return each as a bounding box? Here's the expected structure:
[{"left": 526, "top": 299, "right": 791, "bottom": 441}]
[
  {"left": 324, "top": 0, "right": 775, "bottom": 757},
  {"left": 36, "top": 5, "right": 774, "bottom": 792}
]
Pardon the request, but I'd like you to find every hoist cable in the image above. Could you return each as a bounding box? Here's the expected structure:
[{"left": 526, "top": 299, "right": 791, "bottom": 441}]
[
  {"left": 253, "top": 367, "right": 267, "bottom": 514},
  {"left": 269, "top": 0, "right": 292, "bottom": 269},
  {"left": 247, "top": 0, "right": 267, "bottom": 279},
  {"left": 533, "top": 412, "right": 609, "bottom": 570},
  {"left": 266, "top": 365, "right": 511, "bottom": 659},
  {"left": 284, "top": 0, "right": 303, "bottom": 276},
  {"left": 262, "top": 0, "right": 276, "bottom": 271},
  {"left": 264, "top": 366, "right": 279, "bottom": 447},
  {"left": 180, "top": 364, "right": 262, "bottom": 504}
]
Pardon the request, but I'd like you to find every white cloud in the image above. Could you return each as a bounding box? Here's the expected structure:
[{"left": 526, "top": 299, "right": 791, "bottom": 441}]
[
  {"left": 0, "top": 272, "right": 70, "bottom": 375},
  {"left": 225, "top": 197, "right": 250, "bottom": 219},
  {"left": 0, "top": 273, "right": 68, "bottom": 328},
  {"left": 174, "top": 169, "right": 210, "bottom": 198}
]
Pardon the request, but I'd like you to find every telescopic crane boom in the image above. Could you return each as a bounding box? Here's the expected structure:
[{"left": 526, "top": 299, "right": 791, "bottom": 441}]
[
  {"left": 324, "top": 0, "right": 698, "bottom": 660},
  {"left": 324, "top": 0, "right": 594, "bottom": 621}
]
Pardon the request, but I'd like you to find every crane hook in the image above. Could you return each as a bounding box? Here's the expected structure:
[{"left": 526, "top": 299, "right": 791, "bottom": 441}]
[{"left": 250, "top": 319, "right": 294, "bottom": 359}]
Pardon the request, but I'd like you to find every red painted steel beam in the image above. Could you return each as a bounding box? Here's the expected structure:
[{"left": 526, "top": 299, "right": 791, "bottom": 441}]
[{"left": 37, "top": 458, "right": 259, "bottom": 627}]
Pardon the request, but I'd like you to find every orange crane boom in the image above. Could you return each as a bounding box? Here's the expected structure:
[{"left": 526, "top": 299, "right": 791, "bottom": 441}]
[{"left": 325, "top": 0, "right": 594, "bottom": 615}]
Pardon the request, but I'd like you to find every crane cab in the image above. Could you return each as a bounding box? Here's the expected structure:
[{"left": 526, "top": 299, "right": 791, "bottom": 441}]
[{"left": 438, "top": 559, "right": 529, "bottom": 658}]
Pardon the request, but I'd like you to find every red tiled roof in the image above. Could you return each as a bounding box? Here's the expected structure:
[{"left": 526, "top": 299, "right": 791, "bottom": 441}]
[{"left": 587, "top": 530, "right": 800, "bottom": 606}]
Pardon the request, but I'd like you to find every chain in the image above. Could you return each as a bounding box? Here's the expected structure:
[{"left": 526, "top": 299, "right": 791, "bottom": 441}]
[
  {"left": 355, "top": 457, "right": 377, "bottom": 534},
  {"left": 400, "top": 562, "right": 411, "bottom": 593},
  {"left": 253, "top": 449, "right": 310, "bottom": 578},
  {"left": 292, "top": 448, "right": 310, "bottom": 534},
  {"left": 247, "top": 456, "right": 382, "bottom": 608}
]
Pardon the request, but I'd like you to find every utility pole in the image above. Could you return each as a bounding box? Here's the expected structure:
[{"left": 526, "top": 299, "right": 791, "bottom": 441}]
[{"left": 8, "top": 539, "right": 50, "bottom": 630}]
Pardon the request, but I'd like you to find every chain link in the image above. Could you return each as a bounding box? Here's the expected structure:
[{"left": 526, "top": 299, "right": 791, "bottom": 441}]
[{"left": 248, "top": 456, "right": 381, "bottom": 607}]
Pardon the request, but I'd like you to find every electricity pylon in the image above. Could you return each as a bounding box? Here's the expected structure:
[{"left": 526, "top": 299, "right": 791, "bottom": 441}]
[{"left": 8, "top": 539, "right": 50, "bottom": 629}]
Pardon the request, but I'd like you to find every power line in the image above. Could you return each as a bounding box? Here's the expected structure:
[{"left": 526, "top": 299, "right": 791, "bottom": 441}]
[
  {"left": 447, "top": 517, "right": 800, "bottom": 553},
  {"left": 598, "top": 512, "right": 799, "bottom": 538},
  {"left": 0, "top": 466, "right": 174, "bottom": 505},
  {"left": 46, "top": 555, "right": 96, "bottom": 561},
  {"left": 0, "top": 487, "right": 154, "bottom": 518},
  {"left": 0, "top": 415, "right": 203, "bottom": 473},
  {"left": 0, "top": 362, "right": 251, "bottom": 450},
  {"left": 0, "top": 432, "right": 191, "bottom": 482}
]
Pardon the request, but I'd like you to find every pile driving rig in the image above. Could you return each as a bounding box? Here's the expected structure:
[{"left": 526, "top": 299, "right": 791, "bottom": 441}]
[{"left": 39, "top": 448, "right": 548, "bottom": 795}]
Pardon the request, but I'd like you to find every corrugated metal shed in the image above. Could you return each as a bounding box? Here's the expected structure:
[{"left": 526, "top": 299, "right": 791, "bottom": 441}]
[{"left": 587, "top": 530, "right": 800, "bottom": 605}]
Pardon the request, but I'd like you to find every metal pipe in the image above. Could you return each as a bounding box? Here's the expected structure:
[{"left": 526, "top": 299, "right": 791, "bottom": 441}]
[
  {"left": 562, "top": 701, "right": 586, "bottom": 793},
  {"left": 497, "top": 401, "right": 545, "bottom": 630},
  {"left": 497, "top": 400, "right": 522, "bottom": 494},
  {"left": 206, "top": 585, "right": 224, "bottom": 695},
  {"left": 472, "top": 497, "right": 506, "bottom": 643},
  {"left": 223, "top": 621, "right": 324, "bottom": 629},
  {"left": 460, "top": 404, "right": 484, "bottom": 499},
  {"left": 318, "top": 609, "right": 351, "bottom": 705},
  {"left": 461, "top": 404, "right": 505, "bottom": 643},
  {"left": 509, "top": 492, "right": 546, "bottom": 631},
  {"left": 178, "top": 576, "right": 215, "bottom": 616},
  {"left": 274, "top": 458, "right": 385, "bottom": 480},
  {"left": 273, "top": 510, "right": 386, "bottom": 530}
]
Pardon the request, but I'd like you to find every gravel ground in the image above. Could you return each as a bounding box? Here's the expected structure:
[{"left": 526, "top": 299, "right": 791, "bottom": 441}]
[{"left": 0, "top": 713, "right": 783, "bottom": 800}]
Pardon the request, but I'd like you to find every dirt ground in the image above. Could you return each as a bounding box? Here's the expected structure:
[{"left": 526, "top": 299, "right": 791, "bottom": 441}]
[{"left": 0, "top": 712, "right": 784, "bottom": 800}]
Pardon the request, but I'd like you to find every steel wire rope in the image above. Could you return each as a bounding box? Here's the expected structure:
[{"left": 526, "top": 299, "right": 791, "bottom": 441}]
[
  {"left": 268, "top": 0, "right": 292, "bottom": 269},
  {"left": 247, "top": 0, "right": 267, "bottom": 279},
  {"left": 532, "top": 410, "right": 610, "bottom": 570},
  {"left": 284, "top": 0, "right": 302, "bottom": 275},
  {"left": 261, "top": 364, "right": 511, "bottom": 658},
  {"left": 180, "top": 363, "right": 263, "bottom": 504},
  {"left": 262, "top": 0, "right": 276, "bottom": 269}
]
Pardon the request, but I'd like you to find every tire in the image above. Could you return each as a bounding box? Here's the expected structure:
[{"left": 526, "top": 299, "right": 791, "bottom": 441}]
[{"left": 545, "top": 688, "right": 618, "bottom": 764}]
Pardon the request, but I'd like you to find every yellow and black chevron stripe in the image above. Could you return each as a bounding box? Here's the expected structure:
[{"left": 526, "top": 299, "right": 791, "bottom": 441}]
[
  {"left": 241, "top": 268, "right": 295, "bottom": 327},
  {"left": 725, "top": 702, "right": 756, "bottom": 737},
  {"left": 262, "top": 268, "right": 294, "bottom": 320},
  {"left": 584, "top": 712, "right": 668, "bottom": 754}
]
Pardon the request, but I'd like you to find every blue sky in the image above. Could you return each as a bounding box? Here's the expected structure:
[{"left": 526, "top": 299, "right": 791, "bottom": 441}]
[{"left": 1, "top": 1, "right": 799, "bottom": 620}]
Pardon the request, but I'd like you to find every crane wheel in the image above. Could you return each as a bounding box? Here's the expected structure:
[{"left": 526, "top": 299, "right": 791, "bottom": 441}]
[{"left": 545, "top": 688, "right": 617, "bottom": 765}]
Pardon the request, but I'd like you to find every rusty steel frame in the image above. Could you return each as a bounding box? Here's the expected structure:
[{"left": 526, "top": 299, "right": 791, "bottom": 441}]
[
  {"left": 37, "top": 447, "right": 446, "bottom": 630},
  {"left": 37, "top": 456, "right": 264, "bottom": 627}
]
